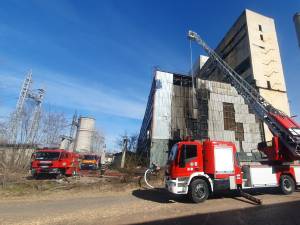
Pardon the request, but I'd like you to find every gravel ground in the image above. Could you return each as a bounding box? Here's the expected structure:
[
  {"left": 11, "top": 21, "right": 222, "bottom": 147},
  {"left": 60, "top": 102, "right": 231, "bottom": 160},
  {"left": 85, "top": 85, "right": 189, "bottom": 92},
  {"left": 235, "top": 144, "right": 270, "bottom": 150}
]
[{"left": 1, "top": 187, "right": 300, "bottom": 225}]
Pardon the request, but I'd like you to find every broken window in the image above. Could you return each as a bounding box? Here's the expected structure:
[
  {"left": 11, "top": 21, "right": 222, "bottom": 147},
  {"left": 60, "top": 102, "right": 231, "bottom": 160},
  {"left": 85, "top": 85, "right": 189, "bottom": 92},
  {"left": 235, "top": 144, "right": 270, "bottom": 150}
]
[
  {"left": 223, "top": 102, "right": 236, "bottom": 131},
  {"left": 267, "top": 81, "right": 271, "bottom": 89},
  {"left": 223, "top": 103, "right": 245, "bottom": 142},
  {"left": 173, "top": 74, "right": 192, "bottom": 87},
  {"left": 235, "top": 123, "right": 244, "bottom": 141},
  {"left": 260, "top": 34, "right": 264, "bottom": 41}
]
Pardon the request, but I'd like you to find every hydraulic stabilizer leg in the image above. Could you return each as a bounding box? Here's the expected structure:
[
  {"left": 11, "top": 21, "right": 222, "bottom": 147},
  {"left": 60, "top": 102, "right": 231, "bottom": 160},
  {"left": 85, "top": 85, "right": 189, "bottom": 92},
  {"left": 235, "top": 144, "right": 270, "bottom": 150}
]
[{"left": 239, "top": 188, "right": 262, "bottom": 205}]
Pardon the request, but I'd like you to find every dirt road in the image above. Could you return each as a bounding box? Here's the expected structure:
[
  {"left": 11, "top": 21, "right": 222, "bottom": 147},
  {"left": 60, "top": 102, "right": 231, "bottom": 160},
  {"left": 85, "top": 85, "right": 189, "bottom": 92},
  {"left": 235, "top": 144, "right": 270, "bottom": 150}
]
[{"left": 1, "top": 188, "right": 300, "bottom": 225}]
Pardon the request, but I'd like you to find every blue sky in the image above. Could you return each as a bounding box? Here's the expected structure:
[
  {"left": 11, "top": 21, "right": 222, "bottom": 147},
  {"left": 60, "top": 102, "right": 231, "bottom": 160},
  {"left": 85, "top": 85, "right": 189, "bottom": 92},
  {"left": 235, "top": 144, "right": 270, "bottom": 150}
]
[{"left": 0, "top": 1, "right": 299, "bottom": 150}]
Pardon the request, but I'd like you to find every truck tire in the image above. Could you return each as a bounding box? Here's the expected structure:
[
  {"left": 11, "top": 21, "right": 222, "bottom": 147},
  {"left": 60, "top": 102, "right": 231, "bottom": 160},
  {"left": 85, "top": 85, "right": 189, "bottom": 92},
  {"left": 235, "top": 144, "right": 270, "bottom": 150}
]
[
  {"left": 188, "top": 179, "right": 209, "bottom": 203},
  {"left": 280, "top": 175, "right": 295, "bottom": 195}
]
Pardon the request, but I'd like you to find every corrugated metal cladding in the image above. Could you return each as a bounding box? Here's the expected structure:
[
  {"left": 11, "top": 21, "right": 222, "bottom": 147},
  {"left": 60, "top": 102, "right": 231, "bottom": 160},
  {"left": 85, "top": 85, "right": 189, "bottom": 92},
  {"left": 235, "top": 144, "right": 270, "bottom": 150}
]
[
  {"left": 294, "top": 13, "right": 300, "bottom": 47},
  {"left": 137, "top": 70, "right": 263, "bottom": 167}
]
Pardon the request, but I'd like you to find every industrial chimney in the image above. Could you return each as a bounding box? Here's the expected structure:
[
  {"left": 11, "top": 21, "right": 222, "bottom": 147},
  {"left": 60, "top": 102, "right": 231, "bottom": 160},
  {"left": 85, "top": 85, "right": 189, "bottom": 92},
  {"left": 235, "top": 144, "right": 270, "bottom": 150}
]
[{"left": 294, "top": 12, "right": 300, "bottom": 47}]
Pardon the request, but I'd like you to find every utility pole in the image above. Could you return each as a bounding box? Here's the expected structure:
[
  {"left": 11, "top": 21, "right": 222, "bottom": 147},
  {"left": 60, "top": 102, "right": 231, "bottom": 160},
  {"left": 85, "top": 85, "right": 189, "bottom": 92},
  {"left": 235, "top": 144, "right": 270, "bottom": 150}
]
[{"left": 120, "top": 136, "right": 128, "bottom": 168}]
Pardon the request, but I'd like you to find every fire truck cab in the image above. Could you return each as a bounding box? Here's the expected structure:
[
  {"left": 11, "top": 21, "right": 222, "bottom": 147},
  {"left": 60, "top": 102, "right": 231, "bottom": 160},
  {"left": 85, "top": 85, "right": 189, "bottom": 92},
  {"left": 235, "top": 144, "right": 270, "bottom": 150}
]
[
  {"left": 165, "top": 140, "right": 300, "bottom": 203},
  {"left": 31, "top": 149, "right": 80, "bottom": 178}
]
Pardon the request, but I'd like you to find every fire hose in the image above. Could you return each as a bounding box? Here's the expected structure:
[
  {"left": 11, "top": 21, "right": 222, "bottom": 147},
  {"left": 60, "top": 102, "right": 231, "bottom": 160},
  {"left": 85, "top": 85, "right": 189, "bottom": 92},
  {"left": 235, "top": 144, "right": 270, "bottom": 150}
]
[{"left": 142, "top": 163, "right": 160, "bottom": 189}]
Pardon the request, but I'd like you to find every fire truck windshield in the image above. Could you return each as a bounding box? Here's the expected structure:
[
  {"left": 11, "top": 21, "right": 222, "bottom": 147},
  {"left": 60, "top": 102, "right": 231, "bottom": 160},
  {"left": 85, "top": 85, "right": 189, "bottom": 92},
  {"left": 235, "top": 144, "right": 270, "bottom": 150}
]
[
  {"left": 168, "top": 144, "right": 178, "bottom": 162},
  {"left": 35, "top": 152, "right": 60, "bottom": 160},
  {"left": 83, "top": 155, "right": 96, "bottom": 160}
]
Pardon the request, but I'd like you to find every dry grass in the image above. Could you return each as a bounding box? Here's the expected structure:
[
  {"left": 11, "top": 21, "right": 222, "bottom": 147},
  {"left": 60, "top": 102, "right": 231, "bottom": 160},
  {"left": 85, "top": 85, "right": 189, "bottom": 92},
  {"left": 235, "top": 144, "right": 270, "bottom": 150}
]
[{"left": 0, "top": 171, "right": 147, "bottom": 199}]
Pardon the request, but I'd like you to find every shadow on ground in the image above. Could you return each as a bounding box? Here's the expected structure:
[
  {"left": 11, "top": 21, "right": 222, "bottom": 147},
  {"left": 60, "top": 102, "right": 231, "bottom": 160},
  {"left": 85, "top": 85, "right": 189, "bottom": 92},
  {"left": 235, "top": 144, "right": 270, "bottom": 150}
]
[
  {"left": 132, "top": 187, "right": 300, "bottom": 204},
  {"left": 132, "top": 188, "right": 190, "bottom": 204},
  {"left": 131, "top": 199, "right": 300, "bottom": 225},
  {"left": 131, "top": 188, "right": 248, "bottom": 204}
]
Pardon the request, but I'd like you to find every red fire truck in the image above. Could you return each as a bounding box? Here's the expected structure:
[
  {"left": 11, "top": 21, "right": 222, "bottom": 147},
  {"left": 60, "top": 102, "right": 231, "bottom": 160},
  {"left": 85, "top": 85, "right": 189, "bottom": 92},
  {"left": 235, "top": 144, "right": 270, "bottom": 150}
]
[
  {"left": 165, "top": 31, "right": 300, "bottom": 203},
  {"left": 166, "top": 140, "right": 300, "bottom": 203},
  {"left": 31, "top": 149, "right": 80, "bottom": 178}
]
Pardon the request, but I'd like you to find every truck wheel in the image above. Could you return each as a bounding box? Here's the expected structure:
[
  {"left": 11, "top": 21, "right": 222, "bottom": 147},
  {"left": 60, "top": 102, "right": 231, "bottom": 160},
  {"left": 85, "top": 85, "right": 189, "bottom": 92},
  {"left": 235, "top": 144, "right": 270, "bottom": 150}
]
[
  {"left": 188, "top": 179, "right": 209, "bottom": 203},
  {"left": 280, "top": 175, "right": 295, "bottom": 195}
]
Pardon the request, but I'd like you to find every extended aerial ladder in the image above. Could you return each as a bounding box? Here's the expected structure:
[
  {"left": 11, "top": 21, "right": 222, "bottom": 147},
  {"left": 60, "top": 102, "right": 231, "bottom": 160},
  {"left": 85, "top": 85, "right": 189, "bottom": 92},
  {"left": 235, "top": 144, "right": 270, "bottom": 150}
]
[{"left": 188, "top": 30, "right": 300, "bottom": 161}]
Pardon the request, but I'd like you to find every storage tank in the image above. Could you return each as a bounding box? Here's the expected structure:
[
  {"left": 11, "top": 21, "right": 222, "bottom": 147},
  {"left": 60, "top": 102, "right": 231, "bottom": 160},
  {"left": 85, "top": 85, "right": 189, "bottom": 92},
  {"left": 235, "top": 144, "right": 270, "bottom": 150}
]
[
  {"left": 74, "top": 117, "right": 95, "bottom": 152},
  {"left": 294, "top": 12, "right": 300, "bottom": 47}
]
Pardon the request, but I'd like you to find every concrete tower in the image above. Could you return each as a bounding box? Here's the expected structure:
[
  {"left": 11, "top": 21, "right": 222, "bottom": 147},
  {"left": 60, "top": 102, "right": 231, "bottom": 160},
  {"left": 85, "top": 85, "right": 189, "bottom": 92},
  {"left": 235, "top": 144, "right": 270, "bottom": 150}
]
[
  {"left": 74, "top": 117, "right": 95, "bottom": 153},
  {"left": 197, "top": 9, "right": 291, "bottom": 141}
]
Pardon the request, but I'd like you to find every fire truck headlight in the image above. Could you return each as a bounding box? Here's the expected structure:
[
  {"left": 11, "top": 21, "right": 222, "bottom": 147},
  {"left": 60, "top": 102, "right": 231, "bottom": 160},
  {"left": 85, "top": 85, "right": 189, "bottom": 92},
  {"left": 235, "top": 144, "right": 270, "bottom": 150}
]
[{"left": 62, "top": 162, "right": 67, "bottom": 166}]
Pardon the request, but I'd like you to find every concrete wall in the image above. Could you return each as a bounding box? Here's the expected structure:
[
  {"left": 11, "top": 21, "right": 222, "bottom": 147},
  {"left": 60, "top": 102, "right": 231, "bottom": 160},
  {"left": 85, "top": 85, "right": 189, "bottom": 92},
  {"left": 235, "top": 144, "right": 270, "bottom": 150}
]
[
  {"left": 197, "top": 10, "right": 252, "bottom": 82},
  {"left": 245, "top": 9, "right": 290, "bottom": 140},
  {"left": 152, "top": 71, "right": 173, "bottom": 140},
  {"left": 192, "top": 55, "right": 209, "bottom": 75},
  {"left": 150, "top": 139, "right": 170, "bottom": 166}
]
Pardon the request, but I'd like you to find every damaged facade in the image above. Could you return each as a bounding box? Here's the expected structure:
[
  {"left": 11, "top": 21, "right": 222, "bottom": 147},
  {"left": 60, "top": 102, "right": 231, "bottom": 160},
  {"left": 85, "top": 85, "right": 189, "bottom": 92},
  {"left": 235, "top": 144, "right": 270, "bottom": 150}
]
[{"left": 137, "top": 71, "right": 262, "bottom": 166}]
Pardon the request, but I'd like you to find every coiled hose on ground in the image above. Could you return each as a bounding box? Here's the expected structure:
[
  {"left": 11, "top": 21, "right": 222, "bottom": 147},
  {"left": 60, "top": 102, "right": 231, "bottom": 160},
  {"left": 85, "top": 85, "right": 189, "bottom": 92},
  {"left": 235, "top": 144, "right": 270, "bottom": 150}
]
[{"left": 143, "top": 163, "right": 160, "bottom": 189}]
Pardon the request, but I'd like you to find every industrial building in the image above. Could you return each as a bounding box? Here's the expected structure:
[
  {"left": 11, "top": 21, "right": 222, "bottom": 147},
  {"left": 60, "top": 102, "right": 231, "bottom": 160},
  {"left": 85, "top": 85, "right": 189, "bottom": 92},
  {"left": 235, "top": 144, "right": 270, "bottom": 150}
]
[
  {"left": 137, "top": 71, "right": 262, "bottom": 166},
  {"left": 137, "top": 9, "right": 291, "bottom": 166}
]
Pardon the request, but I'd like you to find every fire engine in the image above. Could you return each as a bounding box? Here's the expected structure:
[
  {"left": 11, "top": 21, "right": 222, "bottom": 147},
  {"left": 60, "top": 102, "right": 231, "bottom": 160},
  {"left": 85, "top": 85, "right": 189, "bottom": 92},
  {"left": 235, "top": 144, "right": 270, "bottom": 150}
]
[
  {"left": 165, "top": 31, "right": 300, "bottom": 203},
  {"left": 80, "top": 153, "right": 100, "bottom": 170},
  {"left": 31, "top": 149, "right": 80, "bottom": 178}
]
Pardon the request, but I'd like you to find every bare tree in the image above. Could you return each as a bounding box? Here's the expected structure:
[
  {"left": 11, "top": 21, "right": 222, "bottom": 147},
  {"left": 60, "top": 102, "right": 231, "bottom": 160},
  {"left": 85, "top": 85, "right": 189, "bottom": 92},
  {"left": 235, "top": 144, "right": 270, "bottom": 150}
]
[
  {"left": 19, "top": 101, "right": 35, "bottom": 143},
  {"left": 0, "top": 121, "right": 8, "bottom": 144},
  {"left": 116, "top": 132, "right": 138, "bottom": 152},
  {"left": 113, "top": 132, "right": 140, "bottom": 169},
  {"left": 37, "top": 108, "right": 68, "bottom": 147},
  {"left": 91, "top": 129, "right": 105, "bottom": 154}
]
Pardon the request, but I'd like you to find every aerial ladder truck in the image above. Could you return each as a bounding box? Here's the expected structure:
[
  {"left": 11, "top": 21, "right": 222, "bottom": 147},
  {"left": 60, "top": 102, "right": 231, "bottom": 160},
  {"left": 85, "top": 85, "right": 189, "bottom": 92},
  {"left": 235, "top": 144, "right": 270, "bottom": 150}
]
[{"left": 164, "top": 30, "right": 300, "bottom": 203}]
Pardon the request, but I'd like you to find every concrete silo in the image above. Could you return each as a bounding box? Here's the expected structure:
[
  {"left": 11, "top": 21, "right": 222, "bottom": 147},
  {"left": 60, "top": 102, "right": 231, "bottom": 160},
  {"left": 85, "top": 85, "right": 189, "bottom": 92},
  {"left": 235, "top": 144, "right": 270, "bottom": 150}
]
[
  {"left": 294, "top": 12, "right": 300, "bottom": 47},
  {"left": 74, "top": 117, "right": 95, "bottom": 153}
]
